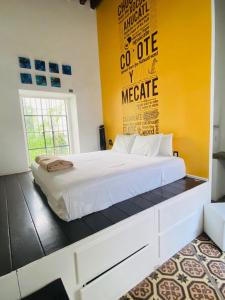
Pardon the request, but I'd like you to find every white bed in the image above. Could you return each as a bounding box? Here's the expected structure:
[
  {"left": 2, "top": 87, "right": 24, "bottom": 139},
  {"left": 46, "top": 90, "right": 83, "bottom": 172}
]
[{"left": 31, "top": 150, "right": 186, "bottom": 221}]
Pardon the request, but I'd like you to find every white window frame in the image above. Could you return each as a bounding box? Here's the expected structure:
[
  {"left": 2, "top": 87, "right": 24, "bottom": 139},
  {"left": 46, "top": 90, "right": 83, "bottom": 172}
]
[{"left": 19, "top": 89, "right": 80, "bottom": 167}]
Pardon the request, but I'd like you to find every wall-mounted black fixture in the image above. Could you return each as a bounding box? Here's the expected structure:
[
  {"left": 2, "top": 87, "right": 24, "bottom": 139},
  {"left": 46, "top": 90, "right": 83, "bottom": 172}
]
[
  {"left": 99, "top": 125, "right": 106, "bottom": 150},
  {"left": 109, "top": 139, "right": 113, "bottom": 147},
  {"left": 90, "top": 0, "right": 102, "bottom": 9},
  {"left": 173, "top": 151, "right": 179, "bottom": 157},
  {"left": 79, "top": 0, "right": 102, "bottom": 9}
]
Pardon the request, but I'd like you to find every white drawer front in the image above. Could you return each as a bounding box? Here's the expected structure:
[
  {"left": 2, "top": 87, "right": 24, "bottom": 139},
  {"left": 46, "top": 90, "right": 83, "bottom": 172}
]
[
  {"left": 159, "top": 183, "right": 208, "bottom": 233},
  {"left": 159, "top": 208, "right": 203, "bottom": 263},
  {"left": 80, "top": 245, "right": 155, "bottom": 300},
  {"left": 75, "top": 209, "right": 155, "bottom": 284}
]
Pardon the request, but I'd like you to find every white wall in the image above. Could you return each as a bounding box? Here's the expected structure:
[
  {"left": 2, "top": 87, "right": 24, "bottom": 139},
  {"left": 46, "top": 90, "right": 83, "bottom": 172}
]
[
  {"left": 214, "top": 0, "right": 225, "bottom": 152},
  {"left": 0, "top": 0, "right": 103, "bottom": 175}
]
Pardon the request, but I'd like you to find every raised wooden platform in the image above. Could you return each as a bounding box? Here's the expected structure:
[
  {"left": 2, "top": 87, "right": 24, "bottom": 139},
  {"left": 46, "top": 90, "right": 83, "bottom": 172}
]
[{"left": 0, "top": 172, "right": 204, "bottom": 277}]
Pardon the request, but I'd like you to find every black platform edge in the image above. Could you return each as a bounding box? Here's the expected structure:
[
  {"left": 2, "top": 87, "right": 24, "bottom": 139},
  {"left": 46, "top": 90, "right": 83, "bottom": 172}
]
[{"left": 0, "top": 173, "right": 205, "bottom": 277}]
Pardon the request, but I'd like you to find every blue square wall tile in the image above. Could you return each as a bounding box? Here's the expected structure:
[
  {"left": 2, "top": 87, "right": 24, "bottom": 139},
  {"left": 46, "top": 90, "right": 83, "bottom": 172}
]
[{"left": 20, "top": 73, "right": 32, "bottom": 84}]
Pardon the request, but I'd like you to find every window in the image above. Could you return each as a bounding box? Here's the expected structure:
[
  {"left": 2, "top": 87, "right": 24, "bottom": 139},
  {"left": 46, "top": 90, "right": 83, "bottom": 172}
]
[{"left": 21, "top": 96, "right": 71, "bottom": 163}]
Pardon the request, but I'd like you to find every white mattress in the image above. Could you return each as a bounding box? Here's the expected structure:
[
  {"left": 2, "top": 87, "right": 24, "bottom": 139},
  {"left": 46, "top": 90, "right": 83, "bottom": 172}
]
[{"left": 31, "top": 151, "right": 186, "bottom": 221}]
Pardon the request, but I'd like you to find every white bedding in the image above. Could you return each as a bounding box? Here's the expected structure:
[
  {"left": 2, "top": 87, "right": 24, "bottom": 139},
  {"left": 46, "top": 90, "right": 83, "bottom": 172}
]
[{"left": 31, "top": 150, "right": 186, "bottom": 221}]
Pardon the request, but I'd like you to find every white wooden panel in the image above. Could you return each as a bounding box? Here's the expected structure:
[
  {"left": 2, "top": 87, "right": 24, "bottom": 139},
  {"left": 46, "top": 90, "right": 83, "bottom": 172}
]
[
  {"left": 80, "top": 245, "right": 155, "bottom": 300},
  {"left": 212, "top": 159, "right": 225, "bottom": 201},
  {"left": 17, "top": 247, "right": 77, "bottom": 300},
  {"left": 75, "top": 210, "right": 155, "bottom": 284},
  {"left": 0, "top": 272, "right": 20, "bottom": 300},
  {"left": 159, "top": 209, "right": 203, "bottom": 263},
  {"left": 159, "top": 183, "right": 208, "bottom": 233}
]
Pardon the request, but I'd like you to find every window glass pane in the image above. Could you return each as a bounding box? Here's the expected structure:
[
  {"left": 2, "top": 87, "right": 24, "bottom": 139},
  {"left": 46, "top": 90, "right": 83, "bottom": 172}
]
[
  {"left": 24, "top": 116, "right": 34, "bottom": 132},
  {"left": 29, "top": 149, "right": 46, "bottom": 162},
  {"left": 22, "top": 98, "right": 31, "bottom": 115},
  {"left": 25, "top": 116, "right": 43, "bottom": 133},
  {"left": 26, "top": 98, "right": 41, "bottom": 115},
  {"left": 27, "top": 133, "right": 45, "bottom": 149},
  {"left": 62, "top": 117, "right": 68, "bottom": 131},
  {"left": 50, "top": 99, "right": 59, "bottom": 115},
  {"left": 54, "top": 131, "right": 69, "bottom": 146},
  {"left": 45, "top": 132, "right": 54, "bottom": 147},
  {"left": 59, "top": 100, "right": 66, "bottom": 115},
  {"left": 50, "top": 100, "right": 63, "bottom": 115},
  {"left": 54, "top": 146, "right": 69, "bottom": 155},
  {"left": 52, "top": 116, "right": 66, "bottom": 131},
  {"left": 52, "top": 100, "right": 58, "bottom": 114},
  {"left": 46, "top": 148, "right": 55, "bottom": 155},
  {"left": 52, "top": 116, "right": 59, "bottom": 131},
  {"left": 35, "top": 98, "right": 42, "bottom": 115},
  {"left": 41, "top": 98, "right": 51, "bottom": 115},
  {"left": 43, "top": 116, "right": 52, "bottom": 131}
]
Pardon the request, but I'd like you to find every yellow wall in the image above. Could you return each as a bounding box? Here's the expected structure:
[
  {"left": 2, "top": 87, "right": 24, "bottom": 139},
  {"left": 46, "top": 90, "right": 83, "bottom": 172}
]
[{"left": 97, "top": 0, "right": 211, "bottom": 178}]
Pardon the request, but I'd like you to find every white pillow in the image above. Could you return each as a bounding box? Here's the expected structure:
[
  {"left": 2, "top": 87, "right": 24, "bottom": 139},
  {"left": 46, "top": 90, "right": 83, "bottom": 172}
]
[
  {"left": 130, "top": 134, "right": 162, "bottom": 156},
  {"left": 159, "top": 134, "right": 173, "bottom": 156},
  {"left": 112, "top": 134, "right": 136, "bottom": 153}
]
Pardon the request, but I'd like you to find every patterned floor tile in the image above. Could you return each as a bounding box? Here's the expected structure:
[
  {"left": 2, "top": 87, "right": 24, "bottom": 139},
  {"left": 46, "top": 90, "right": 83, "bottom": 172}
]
[
  {"left": 194, "top": 233, "right": 225, "bottom": 299},
  {"left": 120, "top": 233, "right": 224, "bottom": 300},
  {"left": 220, "top": 284, "right": 225, "bottom": 298}
]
